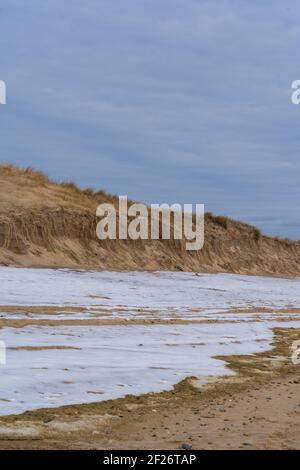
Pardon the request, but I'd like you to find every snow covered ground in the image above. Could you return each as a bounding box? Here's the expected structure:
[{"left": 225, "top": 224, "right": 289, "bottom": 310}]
[
  {"left": 1, "top": 267, "right": 300, "bottom": 321},
  {"left": 0, "top": 267, "right": 299, "bottom": 415}
]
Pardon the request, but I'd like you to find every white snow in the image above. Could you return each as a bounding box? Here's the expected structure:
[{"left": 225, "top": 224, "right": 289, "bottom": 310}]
[
  {"left": 0, "top": 267, "right": 300, "bottom": 321},
  {"left": 0, "top": 267, "right": 300, "bottom": 415}
]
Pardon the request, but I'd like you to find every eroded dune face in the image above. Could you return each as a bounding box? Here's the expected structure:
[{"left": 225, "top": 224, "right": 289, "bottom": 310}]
[
  {"left": 1, "top": 165, "right": 300, "bottom": 275},
  {"left": 0, "top": 267, "right": 300, "bottom": 415}
]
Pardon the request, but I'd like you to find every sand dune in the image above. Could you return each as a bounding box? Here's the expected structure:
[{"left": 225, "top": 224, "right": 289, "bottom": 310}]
[{"left": 1, "top": 164, "right": 300, "bottom": 275}]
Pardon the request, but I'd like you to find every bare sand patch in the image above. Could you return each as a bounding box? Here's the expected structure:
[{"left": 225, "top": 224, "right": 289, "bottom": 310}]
[{"left": 8, "top": 345, "right": 81, "bottom": 351}]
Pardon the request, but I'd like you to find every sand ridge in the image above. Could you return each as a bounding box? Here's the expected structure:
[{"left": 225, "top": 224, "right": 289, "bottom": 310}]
[{"left": 1, "top": 165, "right": 300, "bottom": 275}]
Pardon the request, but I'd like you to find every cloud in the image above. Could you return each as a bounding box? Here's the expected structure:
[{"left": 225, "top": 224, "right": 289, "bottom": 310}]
[{"left": 0, "top": 0, "right": 300, "bottom": 238}]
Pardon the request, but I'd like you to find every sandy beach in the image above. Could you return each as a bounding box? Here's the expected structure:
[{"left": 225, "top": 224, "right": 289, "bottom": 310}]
[
  {"left": 0, "top": 328, "right": 299, "bottom": 450},
  {"left": 0, "top": 268, "right": 299, "bottom": 449},
  {"left": 2, "top": 1, "right": 300, "bottom": 455}
]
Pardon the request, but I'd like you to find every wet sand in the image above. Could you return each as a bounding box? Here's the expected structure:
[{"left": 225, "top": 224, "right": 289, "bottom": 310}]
[{"left": 0, "top": 328, "right": 299, "bottom": 450}]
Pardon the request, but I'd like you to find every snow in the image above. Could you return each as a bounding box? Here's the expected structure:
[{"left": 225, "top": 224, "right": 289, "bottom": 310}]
[
  {"left": 0, "top": 267, "right": 300, "bottom": 321},
  {"left": 0, "top": 267, "right": 299, "bottom": 415}
]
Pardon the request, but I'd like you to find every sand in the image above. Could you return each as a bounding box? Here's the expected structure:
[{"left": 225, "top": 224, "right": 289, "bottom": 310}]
[
  {"left": 1, "top": 165, "right": 300, "bottom": 276},
  {"left": 0, "top": 185, "right": 300, "bottom": 451}
]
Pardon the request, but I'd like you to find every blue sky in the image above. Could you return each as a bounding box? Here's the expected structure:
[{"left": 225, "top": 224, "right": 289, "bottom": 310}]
[{"left": 0, "top": 0, "right": 300, "bottom": 238}]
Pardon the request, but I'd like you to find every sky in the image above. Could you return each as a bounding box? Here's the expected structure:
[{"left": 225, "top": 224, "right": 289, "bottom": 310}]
[{"left": 0, "top": 0, "right": 300, "bottom": 238}]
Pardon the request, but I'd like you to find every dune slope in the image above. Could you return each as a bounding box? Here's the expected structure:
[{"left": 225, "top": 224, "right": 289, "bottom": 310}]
[{"left": 0, "top": 165, "right": 299, "bottom": 275}]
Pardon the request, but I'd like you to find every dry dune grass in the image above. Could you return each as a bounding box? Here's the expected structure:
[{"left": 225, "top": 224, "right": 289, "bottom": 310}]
[
  {"left": 0, "top": 164, "right": 300, "bottom": 275},
  {"left": 0, "top": 164, "right": 117, "bottom": 211}
]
